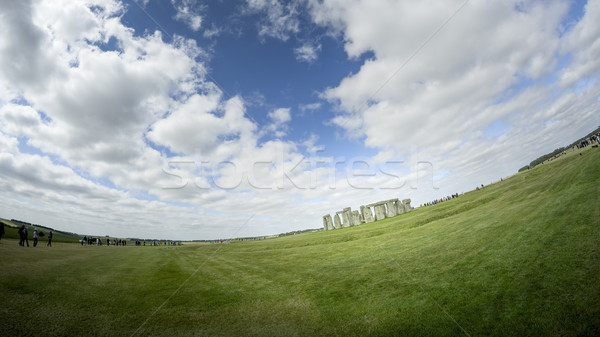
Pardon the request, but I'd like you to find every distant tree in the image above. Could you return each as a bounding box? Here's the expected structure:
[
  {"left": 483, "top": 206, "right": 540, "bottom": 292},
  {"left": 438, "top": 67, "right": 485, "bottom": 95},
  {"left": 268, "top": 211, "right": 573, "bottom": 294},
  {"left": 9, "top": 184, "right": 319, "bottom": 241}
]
[
  {"left": 529, "top": 147, "right": 565, "bottom": 168},
  {"left": 38, "top": 231, "right": 45, "bottom": 237},
  {"left": 518, "top": 165, "right": 529, "bottom": 172}
]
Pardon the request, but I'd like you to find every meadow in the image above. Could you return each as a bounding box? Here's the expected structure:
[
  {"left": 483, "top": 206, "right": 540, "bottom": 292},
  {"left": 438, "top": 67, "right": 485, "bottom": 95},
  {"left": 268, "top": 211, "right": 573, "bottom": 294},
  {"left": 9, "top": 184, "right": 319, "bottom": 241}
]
[{"left": 0, "top": 146, "right": 598, "bottom": 336}]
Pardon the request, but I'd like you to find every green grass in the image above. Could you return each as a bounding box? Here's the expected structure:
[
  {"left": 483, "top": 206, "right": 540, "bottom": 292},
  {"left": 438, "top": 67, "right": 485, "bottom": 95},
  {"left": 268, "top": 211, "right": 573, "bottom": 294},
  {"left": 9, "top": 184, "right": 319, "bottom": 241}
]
[{"left": 1, "top": 147, "right": 599, "bottom": 336}]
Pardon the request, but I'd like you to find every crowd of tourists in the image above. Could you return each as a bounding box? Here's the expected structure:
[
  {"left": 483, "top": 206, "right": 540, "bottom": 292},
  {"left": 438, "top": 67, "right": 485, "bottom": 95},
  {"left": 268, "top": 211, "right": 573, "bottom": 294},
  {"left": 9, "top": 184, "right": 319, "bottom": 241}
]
[
  {"left": 576, "top": 133, "right": 598, "bottom": 149},
  {"left": 80, "top": 236, "right": 128, "bottom": 246},
  {"left": 420, "top": 192, "right": 461, "bottom": 207}
]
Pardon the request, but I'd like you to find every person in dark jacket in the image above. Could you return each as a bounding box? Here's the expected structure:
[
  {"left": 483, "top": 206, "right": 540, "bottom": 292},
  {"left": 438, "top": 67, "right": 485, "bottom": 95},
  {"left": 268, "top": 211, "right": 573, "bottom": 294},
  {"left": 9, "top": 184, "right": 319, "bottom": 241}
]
[{"left": 18, "top": 225, "right": 26, "bottom": 246}]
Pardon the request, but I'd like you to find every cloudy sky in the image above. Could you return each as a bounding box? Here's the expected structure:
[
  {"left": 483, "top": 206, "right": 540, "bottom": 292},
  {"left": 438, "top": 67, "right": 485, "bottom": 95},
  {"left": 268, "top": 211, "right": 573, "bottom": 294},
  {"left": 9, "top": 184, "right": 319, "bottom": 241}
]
[{"left": 0, "top": 0, "right": 598, "bottom": 240}]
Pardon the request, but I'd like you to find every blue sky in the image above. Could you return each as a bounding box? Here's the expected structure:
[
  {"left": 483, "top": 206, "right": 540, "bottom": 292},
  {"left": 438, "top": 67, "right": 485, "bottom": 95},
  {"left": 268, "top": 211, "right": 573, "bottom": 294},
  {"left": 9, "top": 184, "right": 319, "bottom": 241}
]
[{"left": 0, "top": 0, "right": 598, "bottom": 240}]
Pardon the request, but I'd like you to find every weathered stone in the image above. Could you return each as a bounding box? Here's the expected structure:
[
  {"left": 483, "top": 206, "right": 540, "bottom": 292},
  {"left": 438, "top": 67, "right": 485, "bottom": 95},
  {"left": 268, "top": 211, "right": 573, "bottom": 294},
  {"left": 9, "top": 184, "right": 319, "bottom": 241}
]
[
  {"left": 333, "top": 213, "right": 342, "bottom": 229},
  {"left": 374, "top": 204, "right": 387, "bottom": 221},
  {"left": 386, "top": 199, "right": 398, "bottom": 217},
  {"left": 402, "top": 198, "right": 412, "bottom": 213},
  {"left": 338, "top": 210, "right": 351, "bottom": 228},
  {"left": 361, "top": 205, "right": 374, "bottom": 223},
  {"left": 395, "top": 200, "right": 405, "bottom": 215},
  {"left": 351, "top": 210, "right": 362, "bottom": 226},
  {"left": 322, "top": 214, "right": 333, "bottom": 230}
]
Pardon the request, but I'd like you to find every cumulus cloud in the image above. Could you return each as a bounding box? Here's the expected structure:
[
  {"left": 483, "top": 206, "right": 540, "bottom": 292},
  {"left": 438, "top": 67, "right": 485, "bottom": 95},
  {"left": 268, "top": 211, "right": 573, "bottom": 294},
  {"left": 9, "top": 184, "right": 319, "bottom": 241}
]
[
  {"left": 311, "top": 0, "right": 598, "bottom": 154},
  {"left": 266, "top": 107, "right": 292, "bottom": 137},
  {"left": 0, "top": 0, "right": 379, "bottom": 239},
  {"left": 0, "top": 0, "right": 300, "bottom": 239},
  {"left": 301, "top": 0, "right": 600, "bottom": 207}
]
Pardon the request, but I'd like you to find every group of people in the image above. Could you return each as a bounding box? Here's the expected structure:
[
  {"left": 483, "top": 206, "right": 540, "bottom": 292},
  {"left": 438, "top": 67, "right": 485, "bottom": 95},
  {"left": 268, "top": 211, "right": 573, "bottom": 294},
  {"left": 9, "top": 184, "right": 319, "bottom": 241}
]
[
  {"left": 420, "top": 193, "right": 461, "bottom": 207},
  {"left": 78, "top": 238, "right": 182, "bottom": 246},
  {"left": 0, "top": 223, "right": 182, "bottom": 247},
  {"left": 80, "top": 236, "right": 127, "bottom": 246},
  {"left": 576, "top": 134, "right": 598, "bottom": 149},
  {"left": 15, "top": 224, "right": 53, "bottom": 247}
]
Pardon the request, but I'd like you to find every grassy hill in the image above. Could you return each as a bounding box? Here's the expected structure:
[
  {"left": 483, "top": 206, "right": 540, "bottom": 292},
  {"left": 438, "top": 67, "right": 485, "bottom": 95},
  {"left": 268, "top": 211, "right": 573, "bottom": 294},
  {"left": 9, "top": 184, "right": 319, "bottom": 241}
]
[
  {"left": 0, "top": 146, "right": 598, "bottom": 336},
  {"left": 0, "top": 218, "right": 83, "bottom": 243},
  {"left": 1, "top": 218, "right": 135, "bottom": 244}
]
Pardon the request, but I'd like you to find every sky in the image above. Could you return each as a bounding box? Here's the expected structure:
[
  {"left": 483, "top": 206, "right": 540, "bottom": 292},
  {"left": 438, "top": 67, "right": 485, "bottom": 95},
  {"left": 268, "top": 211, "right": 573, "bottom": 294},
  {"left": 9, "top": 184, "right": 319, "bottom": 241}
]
[{"left": 0, "top": 0, "right": 598, "bottom": 240}]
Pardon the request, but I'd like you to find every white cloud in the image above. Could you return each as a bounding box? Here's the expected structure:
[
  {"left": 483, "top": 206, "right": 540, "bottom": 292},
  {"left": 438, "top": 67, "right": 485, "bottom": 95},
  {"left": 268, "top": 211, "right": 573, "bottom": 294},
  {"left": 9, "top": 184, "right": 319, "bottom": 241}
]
[
  {"left": 268, "top": 107, "right": 291, "bottom": 124},
  {"left": 172, "top": 0, "right": 204, "bottom": 32},
  {"left": 311, "top": 0, "right": 597, "bottom": 151},
  {"left": 299, "top": 102, "right": 321, "bottom": 112},
  {"left": 265, "top": 107, "right": 292, "bottom": 138},
  {"left": 203, "top": 25, "right": 221, "bottom": 39},
  {"left": 245, "top": 0, "right": 301, "bottom": 41},
  {"left": 301, "top": 133, "right": 324, "bottom": 153},
  {"left": 294, "top": 42, "right": 321, "bottom": 63},
  {"left": 560, "top": 0, "right": 600, "bottom": 87},
  {"left": 305, "top": 0, "right": 600, "bottom": 205}
]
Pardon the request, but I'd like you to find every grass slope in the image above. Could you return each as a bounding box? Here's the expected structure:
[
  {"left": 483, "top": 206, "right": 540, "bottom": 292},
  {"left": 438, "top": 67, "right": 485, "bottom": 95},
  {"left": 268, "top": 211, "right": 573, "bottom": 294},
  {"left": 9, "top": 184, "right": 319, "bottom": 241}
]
[
  {"left": 1, "top": 219, "right": 82, "bottom": 244},
  {"left": 0, "top": 147, "right": 598, "bottom": 336},
  {"left": 0, "top": 219, "right": 132, "bottom": 244}
]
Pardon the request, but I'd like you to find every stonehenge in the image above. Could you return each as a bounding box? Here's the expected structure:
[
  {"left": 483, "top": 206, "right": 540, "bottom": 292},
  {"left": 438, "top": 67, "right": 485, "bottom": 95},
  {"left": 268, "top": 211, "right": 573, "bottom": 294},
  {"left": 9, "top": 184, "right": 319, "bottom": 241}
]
[
  {"left": 394, "top": 199, "right": 404, "bottom": 215},
  {"left": 373, "top": 203, "right": 387, "bottom": 221},
  {"left": 333, "top": 213, "right": 342, "bottom": 229},
  {"left": 386, "top": 199, "right": 398, "bottom": 217},
  {"left": 322, "top": 197, "right": 413, "bottom": 230},
  {"left": 322, "top": 214, "right": 333, "bottom": 230},
  {"left": 360, "top": 205, "right": 374, "bottom": 223},
  {"left": 351, "top": 210, "right": 362, "bottom": 226},
  {"left": 402, "top": 199, "right": 412, "bottom": 213}
]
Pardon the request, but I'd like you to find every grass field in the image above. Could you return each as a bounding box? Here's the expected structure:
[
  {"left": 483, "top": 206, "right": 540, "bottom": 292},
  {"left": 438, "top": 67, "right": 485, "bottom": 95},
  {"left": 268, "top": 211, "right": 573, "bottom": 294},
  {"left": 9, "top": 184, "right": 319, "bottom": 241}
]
[{"left": 1, "top": 146, "right": 599, "bottom": 336}]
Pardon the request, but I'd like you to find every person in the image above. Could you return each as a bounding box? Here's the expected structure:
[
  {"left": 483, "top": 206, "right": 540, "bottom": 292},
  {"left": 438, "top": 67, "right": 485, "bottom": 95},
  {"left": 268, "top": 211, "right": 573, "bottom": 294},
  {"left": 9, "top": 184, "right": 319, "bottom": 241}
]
[
  {"left": 0, "top": 222, "right": 4, "bottom": 242},
  {"left": 33, "top": 229, "right": 38, "bottom": 247},
  {"left": 25, "top": 227, "right": 30, "bottom": 247},
  {"left": 18, "top": 225, "right": 25, "bottom": 246},
  {"left": 47, "top": 231, "right": 53, "bottom": 247}
]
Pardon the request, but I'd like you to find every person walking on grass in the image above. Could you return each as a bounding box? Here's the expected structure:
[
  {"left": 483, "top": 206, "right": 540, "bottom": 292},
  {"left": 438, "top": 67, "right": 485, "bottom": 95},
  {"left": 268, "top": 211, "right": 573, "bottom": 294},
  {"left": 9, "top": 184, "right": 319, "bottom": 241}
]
[
  {"left": 18, "top": 225, "right": 26, "bottom": 247},
  {"left": 0, "top": 222, "right": 4, "bottom": 242},
  {"left": 24, "top": 226, "right": 29, "bottom": 247},
  {"left": 33, "top": 229, "right": 38, "bottom": 247},
  {"left": 47, "top": 231, "right": 53, "bottom": 247}
]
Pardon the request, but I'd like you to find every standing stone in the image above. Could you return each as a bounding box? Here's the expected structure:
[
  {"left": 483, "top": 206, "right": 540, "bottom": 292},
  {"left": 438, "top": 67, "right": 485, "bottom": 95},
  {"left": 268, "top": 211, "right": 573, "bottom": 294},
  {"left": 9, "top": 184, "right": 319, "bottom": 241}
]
[
  {"left": 395, "top": 200, "right": 405, "bottom": 215},
  {"left": 402, "top": 199, "right": 412, "bottom": 213},
  {"left": 351, "top": 210, "right": 362, "bottom": 226},
  {"left": 341, "top": 209, "right": 353, "bottom": 227},
  {"left": 343, "top": 207, "right": 352, "bottom": 226},
  {"left": 337, "top": 210, "right": 349, "bottom": 228},
  {"left": 333, "top": 213, "right": 342, "bottom": 229},
  {"left": 386, "top": 200, "right": 398, "bottom": 217},
  {"left": 374, "top": 204, "right": 387, "bottom": 221},
  {"left": 322, "top": 214, "right": 333, "bottom": 230},
  {"left": 361, "top": 205, "right": 374, "bottom": 223}
]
